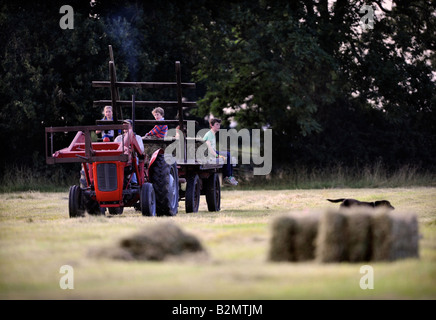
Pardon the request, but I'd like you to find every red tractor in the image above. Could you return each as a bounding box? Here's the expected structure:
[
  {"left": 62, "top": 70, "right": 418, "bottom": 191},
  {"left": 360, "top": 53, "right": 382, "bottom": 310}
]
[
  {"left": 47, "top": 124, "right": 178, "bottom": 217},
  {"left": 45, "top": 46, "right": 223, "bottom": 218}
]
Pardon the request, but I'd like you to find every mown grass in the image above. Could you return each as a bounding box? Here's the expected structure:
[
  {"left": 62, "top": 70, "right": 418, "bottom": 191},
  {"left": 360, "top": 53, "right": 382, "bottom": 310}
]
[{"left": 0, "top": 188, "right": 435, "bottom": 300}]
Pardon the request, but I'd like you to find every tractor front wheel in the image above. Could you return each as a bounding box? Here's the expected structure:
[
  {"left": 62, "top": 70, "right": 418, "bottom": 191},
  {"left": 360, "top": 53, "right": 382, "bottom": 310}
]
[
  {"left": 69, "top": 185, "right": 85, "bottom": 218},
  {"left": 140, "top": 182, "right": 156, "bottom": 216}
]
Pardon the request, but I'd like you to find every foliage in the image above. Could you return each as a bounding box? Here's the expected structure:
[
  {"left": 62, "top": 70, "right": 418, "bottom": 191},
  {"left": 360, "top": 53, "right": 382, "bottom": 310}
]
[
  {"left": 0, "top": 0, "right": 435, "bottom": 179},
  {"left": 190, "top": 0, "right": 436, "bottom": 168}
]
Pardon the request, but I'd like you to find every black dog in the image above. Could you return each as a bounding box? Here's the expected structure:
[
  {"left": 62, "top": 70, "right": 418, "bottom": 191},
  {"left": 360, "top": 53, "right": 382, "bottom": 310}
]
[{"left": 327, "top": 198, "right": 395, "bottom": 210}]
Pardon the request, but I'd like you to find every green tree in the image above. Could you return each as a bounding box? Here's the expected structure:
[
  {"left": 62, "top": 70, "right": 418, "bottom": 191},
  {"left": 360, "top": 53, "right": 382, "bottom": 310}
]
[
  {"left": 0, "top": 1, "right": 113, "bottom": 173},
  {"left": 190, "top": 0, "right": 435, "bottom": 168},
  {"left": 0, "top": 0, "right": 434, "bottom": 179}
]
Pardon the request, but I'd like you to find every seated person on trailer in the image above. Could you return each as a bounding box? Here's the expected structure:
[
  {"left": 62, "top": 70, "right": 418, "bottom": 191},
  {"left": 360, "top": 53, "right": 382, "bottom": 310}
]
[
  {"left": 144, "top": 107, "right": 168, "bottom": 139},
  {"left": 95, "top": 105, "right": 115, "bottom": 142},
  {"left": 203, "top": 118, "right": 238, "bottom": 186}
]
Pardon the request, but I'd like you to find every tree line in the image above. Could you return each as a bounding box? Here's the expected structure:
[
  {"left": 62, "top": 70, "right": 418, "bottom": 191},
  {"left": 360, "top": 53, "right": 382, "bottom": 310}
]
[{"left": 0, "top": 0, "right": 435, "bottom": 178}]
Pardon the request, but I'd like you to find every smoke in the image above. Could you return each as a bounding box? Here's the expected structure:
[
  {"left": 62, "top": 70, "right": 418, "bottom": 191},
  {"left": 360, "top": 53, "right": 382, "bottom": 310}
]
[{"left": 104, "top": 14, "right": 141, "bottom": 81}]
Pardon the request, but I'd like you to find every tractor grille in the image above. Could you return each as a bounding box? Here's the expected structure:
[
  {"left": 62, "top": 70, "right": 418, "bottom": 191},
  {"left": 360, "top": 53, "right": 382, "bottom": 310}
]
[{"left": 97, "top": 163, "right": 118, "bottom": 191}]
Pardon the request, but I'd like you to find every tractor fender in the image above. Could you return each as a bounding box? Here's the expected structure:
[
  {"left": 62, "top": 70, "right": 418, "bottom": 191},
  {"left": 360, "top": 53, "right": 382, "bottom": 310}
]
[{"left": 148, "top": 148, "right": 165, "bottom": 174}]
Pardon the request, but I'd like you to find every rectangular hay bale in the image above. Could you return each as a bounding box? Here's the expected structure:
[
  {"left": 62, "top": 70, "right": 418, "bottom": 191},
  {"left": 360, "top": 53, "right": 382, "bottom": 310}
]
[
  {"left": 344, "top": 209, "right": 373, "bottom": 262},
  {"left": 315, "top": 210, "right": 348, "bottom": 263},
  {"left": 269, "top": 209, "right": 419, "bottom": 264},
  {"left": 293, "top": 214, "right": 320, "bottom": 261},
  {"left": 268, "top": 216, "right": 296, "bottom": 262},
  {"left": 315, "top": 209, "right": 373, "bottom": 263},
  {"left": 371, "top": 211, "right": 419, "bottom": 261},
  {"left": 268, "top": 213, "right": 320, "bottom": 262}
]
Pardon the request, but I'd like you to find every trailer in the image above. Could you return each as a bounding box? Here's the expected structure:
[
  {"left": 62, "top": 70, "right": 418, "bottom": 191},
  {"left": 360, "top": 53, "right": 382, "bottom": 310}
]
[{"left": 45, "top": 46, "right": 225, "bottom": 217}]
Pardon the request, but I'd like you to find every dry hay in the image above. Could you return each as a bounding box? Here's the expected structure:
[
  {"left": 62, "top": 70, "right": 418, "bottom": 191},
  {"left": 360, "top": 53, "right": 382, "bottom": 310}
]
[
  {"left": 315, "top": 210, "right": 348, "bottom": 263},
  {"left": 269, "top": 208, "right": 419, "bottom": 263},
  {"left": 315, "top": 209, "right": 372, "bottom": 263},
  {"left": 344, "top": 210, "right": 372, "bottom": 262},
  {"left": 371, "top": 211, "right": 419, "bottom": 261},
  {"left": 268, "top": 212, "right": 320, "bottom": 262},
  {"left": 91, "top": 221, "right": 208, "bottom": 262},
  {"left": 143, "top": 141, "right": 167, "bottom": 157},
  {"left": 268, "top": 216, "right": 295, "bottom": 262}
]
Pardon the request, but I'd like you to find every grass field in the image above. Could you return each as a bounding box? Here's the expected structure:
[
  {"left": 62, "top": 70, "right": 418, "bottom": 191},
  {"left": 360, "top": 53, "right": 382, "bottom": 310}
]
[{"left": 0, "top": 187, "right": 435, "bottom": 300}]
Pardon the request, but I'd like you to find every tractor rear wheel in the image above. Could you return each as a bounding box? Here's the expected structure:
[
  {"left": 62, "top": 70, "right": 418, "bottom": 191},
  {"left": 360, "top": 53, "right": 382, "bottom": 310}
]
[
  {"left": 140, "top": 182, "right": 156, "bottom": 216},
  {"left": 205, "top": 173, "right": 221, "bottom": 212},
  {"left": 185, "top": 174, "right": 201, "bottom": 213},
  {"left": 149, "top": 154, "right": 179, "bottom": 216},
  {"left": 69, "top": 185, "right": 85, "bottom": 218}
]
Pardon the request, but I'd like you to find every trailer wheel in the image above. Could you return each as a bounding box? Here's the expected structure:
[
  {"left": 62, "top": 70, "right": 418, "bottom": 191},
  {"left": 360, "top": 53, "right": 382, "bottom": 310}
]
[
  {"left": 205, "top": 173, "right": 221, "bottom": 212},
  {"left": 69, "top": 185, "right": 85, "bottom": 218},
  {"left": 140, "top": 182, "right": 156, "bottom": 216},
  {"left": 185, "top": 174, "right": 201, "bottom": 213},
  {"left": 149, "top": 154, "right": 179, "bottom": 216},
  {"left": 108, "top": 207, "right": 124, "bottom": 215}
]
